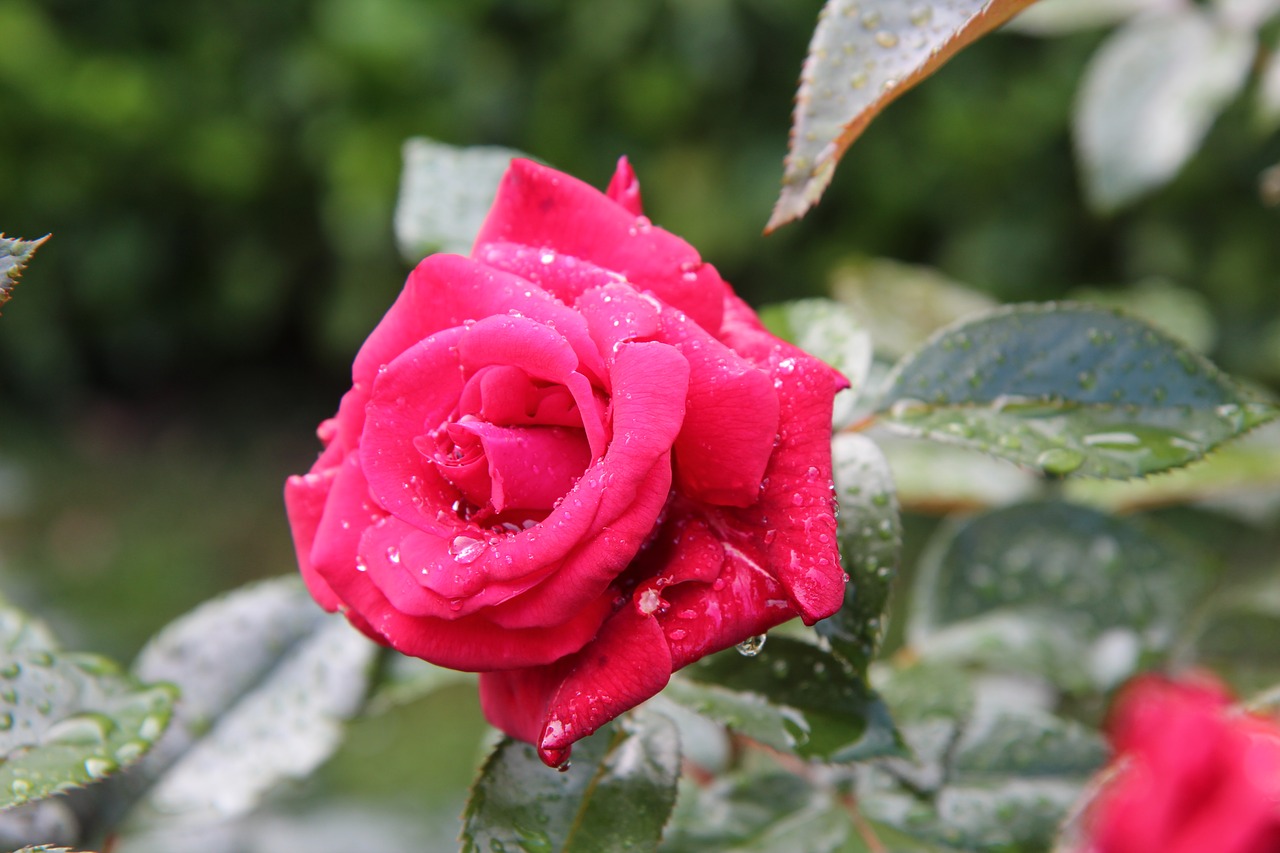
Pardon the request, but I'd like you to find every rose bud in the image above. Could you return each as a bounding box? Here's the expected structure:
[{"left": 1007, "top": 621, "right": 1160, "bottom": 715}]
[{"left": 285, "top": 157, "right": 848, "bottom": 766}]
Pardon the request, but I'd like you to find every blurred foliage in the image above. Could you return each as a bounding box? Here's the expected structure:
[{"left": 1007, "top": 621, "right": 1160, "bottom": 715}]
[{"left": 2, "top": 0, "right": 1278, "bottom": 413}]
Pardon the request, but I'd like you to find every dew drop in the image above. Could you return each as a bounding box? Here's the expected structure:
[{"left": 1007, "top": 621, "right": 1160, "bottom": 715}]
[
  {"left": 736, "top": 634, "right": 767, "bottom": 657},
  {"left": 84, "top": 756, "right": 118, "bottom": 779},
  {"left": 1036, "top": 448, "right": 1085, "bottom": 476},
  {"left": 874, "top": 31, "right": 899, "bottom": 48}
]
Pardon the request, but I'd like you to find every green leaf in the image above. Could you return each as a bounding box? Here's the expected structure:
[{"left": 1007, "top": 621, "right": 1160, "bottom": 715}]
[
  {"left": 817, "top": 434, "right": 900, "bottom": 674},
  {"left": 658, "top": 677, "right": 808, "bottom": 754},
  {"left": 907, "top": 501, "right": 1213, "bottom": 690},
  {"left": 859, "top": 663, "right": 1106, "bottom": 850},
  {"left": 877, "top": 303, "right": 1279, "bottom": 479},
  {"left": 0, "top": 596, "right": 59, "bottom": 655},
  {"left": 0, "top": 234, "right": 50, "bottom": 314},
  {"left": 1074, "top": 7, "right": 1253, "bottom": 212},
  {"left": 662, "top": 771, "right": 854, "bottom": 853},
  {"left": 0, "top": 649, "right": 175, "bottom": 810},
  {"left": 461, "top": 711, "right": 680, "bottom": 853},
  {"left": 394, "top": 138, "right": 526, "bottom": 263},
  {"left": 761, "top": 298, "right": 873, "bottom": 424},
  {"left": 684, "top": 637, "right": 900, "bottom": 761},
  {"left": 767, "top": 0, "right": 1040, "bottom": 230},
  {"left": 1185, "top": 569, "right": 1280, "bottom": 695},
  {"left": 106, "top": 576, "right": 378, "bottom": 829}
]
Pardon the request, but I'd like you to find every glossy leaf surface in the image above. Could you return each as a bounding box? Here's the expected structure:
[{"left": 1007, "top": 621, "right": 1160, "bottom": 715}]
[
  {"left": 462, "top": 713, "right": 679, "bottom": 853},
  {"left": 0, "top": 234, "right": 49, "bottom": 313},
  {"left": 769, "top": 0, "right": 1039, "bottom": 230},
  {"left": 111, "top": 577, "right": 377, "bottom": 828},
  {"left": 907, "top": 501, "right": 1212, "bottom": 690},
  {"left": 878, "top": 303, "right": 1278, "bottom": 479}
]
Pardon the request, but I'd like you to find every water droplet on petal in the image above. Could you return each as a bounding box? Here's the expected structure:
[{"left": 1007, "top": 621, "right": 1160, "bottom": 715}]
[{"left": 736, "top": 634, "right": 767, "bottom": 657}]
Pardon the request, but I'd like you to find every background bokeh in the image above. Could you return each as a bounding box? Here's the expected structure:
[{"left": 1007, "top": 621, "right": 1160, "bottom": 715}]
[{"left": 1, "top": 0, "right": 1278, "bottom": 841}]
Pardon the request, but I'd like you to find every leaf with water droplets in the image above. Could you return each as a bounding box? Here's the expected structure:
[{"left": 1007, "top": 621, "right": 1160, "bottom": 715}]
[
  {"left": 663, "top": 770, "right": 857, "bottom": 852},
  {"left": 816, "top": 434, "right": 900, "bottom": 676},
  {"left": 0, "top": 595, "right": 59, "bottom": 656},
  {"left": 907, "top": 501, "right": 1213, "bottom": 691},
  {"left": 858, "top": 662, "right": 1106, "bottom": 849},
  {"left": 684, "top": 637, "right": 902, "bottom": 761},
  {"left": 768, "top": 0, "right": 1041, "bottom": 230},
  {"left": 878, "top": 303, "right": 1280, "bottom": 479},
  {"left": 98, "top": 576, "right": 378, "bottom": 830},
  {"left": 0, "top": 234, "right": 49, "bottom": 315},
  {"left": 659, "top": 677, "right": 809, "bottom": 753},
  {"left": 1184, "top": 569, "right": 1280, "bottom": 696},
  {"left": 462, "top": 710, "right": 679, "bottom": 853},
  {"left": 760, "top": 297, "right": 873, "bottom": 424},
  {"left": 1074, "top": 6, "right": 1254, "bottom": 212},
  {"left": 394, "top": 138, "right": 527, "bottom": 263},
  {"left": 0, "top": 648, "right": 175, "bottom": 811}
]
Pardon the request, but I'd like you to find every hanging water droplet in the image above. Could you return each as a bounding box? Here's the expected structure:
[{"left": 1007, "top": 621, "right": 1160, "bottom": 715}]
[{"left": 736, "top": 634, "right": 767, "bottom": 657}]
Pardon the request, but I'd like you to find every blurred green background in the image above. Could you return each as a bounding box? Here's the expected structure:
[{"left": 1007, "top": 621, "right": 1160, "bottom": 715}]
[{"left": 1, "top": 0, "right": 1279, "bottom": 842}]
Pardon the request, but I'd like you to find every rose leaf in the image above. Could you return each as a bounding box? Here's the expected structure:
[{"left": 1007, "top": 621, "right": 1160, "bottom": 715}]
[
  {"left": 876, "top": 303, "right": 1280, "bottom": 480},
  {"left": 767, "top": 0, "right": 1040, "bottom": 231},
  {"left": 859, "top": 662, "right": 1106, "bottom": 850},
  {"left": 656, "top": 678, "right": 809, "bottom": 754},
  {"left": 816, "top": 434, "right": 900, "bottom": 677},
  {"left": 662, "top": 771, "right": 857, "bottom": 853},
  {"left": 0, "top": 234, "right": 50, "bottom": 314},
  {"left": 461, "top": 711, "right": 680, "bottom": 853},
  {"left": 907, "top": 501, "right": 1213, "bottom": 691},
  {"left": 96, "top": 576, "right": 378, "bottom": 831},
  {"left": 394, "top": 138, "right": 529, "bottom": 263},
  {"left": 683, "top": 636, "right": 903, "bottom": 762},
  {"left": 1186, "top": 570, "right": 1280, "bottom": 697},
  {"left": 1074, "top": 6, "right": 1254, "bottom": 212},
  {"left": 0, "top": 646, "right": 175, "bottom": 811}
]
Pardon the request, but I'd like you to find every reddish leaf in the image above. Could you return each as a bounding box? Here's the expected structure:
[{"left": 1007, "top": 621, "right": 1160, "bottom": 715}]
[{"left": 767, "top": 0, "right": 1040, "bottom": 231}]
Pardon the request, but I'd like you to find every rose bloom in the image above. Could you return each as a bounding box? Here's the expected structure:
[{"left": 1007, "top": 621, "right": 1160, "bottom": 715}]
[
  {"left": 1080, "top": 675, "right": 1280, "bottom": 853},
  {"left": 285, "top": 157, "right": 847, "bottom": 765}
]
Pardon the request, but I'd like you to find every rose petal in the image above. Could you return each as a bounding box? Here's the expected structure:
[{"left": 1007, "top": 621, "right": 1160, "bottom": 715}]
[
  {"left": 453, "top": 421, "right": 592, "bottom": 513},
  {"left": 478, "top": 601, "right": 673, "bottom": 766},
  {"left": 475, "top": 159, "right": 727, "bottom": 335},
  {"left": 352, "top": 253, "right": 606, "bottom": 391},
  {"left": 605, "top": 156, "right": 644, "bottom": 216},
  {"left": 284, "top": 468, "right": 342, "bottom": 611}
]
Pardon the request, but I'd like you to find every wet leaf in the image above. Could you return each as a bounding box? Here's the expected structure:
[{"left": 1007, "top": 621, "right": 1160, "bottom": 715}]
[
  {"left": 461, "top": 711, "right": 679, "bottom": 853},
  {"left": 0, "top": 596, "right": 59, "bottom": 655},
  {"left": 684, "top": 637, "right": 900, "bottom": 761},
  {"left": 859, "top": 663, "right": 1105, "bottom": 850},
  {"left": 767, "top": 0, "right": 1040, "bottom": 230},
  {"left": 662, "top": 771, "right": 853, "bottom": 853},
  {"left": 0, "top": 649, "right": 175, "bottom": 811},
  {"left": 1185, "top": 569, "right": 1280, "bottom": 695},
  {"left": 1074, "top": 6, "right": 1253, "bottom": 212},
  {"left": 761, "top": 297, "right": 873, "bottom": 424},
  {"left": 907, "top": 501, "right": 1213, "bottom": 690},
  {"left": 877, "top": 432, "right": 1039, "bottom": 513},
  {"left": 105, "top": 576, "right": 378, "bottom": 829},
  {"left": 1005, "top": 0, "right": 1170, "bottom": 35},
  {"left": 394, "top": 138, "right": 527, "bottom": 263},
  {"left": 0, "top": 234, "right": 50, "bottom": 314},
  {"left": 817, "top": 434, "right": 900, "bottom": 674},
  {"left": 659, "top": 678, "right": 808, "bottom": 754},
  {"left": 877, "top": 303, "right": 1279, "bottom": 479}
]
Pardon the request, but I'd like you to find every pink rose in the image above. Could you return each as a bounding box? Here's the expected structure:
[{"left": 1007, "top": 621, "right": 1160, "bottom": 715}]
[
  {"left": 285, "top": 157, "right": 847, "bottom": 765},
  {"left": 1081, "top": 675, "right": 1280, "bottom": 853}
]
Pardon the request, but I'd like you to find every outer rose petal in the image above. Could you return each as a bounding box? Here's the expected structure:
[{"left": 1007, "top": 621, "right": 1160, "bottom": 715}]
[
  {"left": 284, "top": 469, "right": 342, "bottom": 611},
  {"left": 605, "top": 156, "right": 644, "bottom": 216},
  {"left": 479, "top": 601, "right": 673, "bottom": 767},
  {"left": 475, "top": 158, "right": 727, "bottom": 335}
]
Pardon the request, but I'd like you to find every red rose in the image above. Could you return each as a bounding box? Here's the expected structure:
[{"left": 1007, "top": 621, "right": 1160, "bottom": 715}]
[
  {"left": 285, "top": 157, "right": 847, "bottom": 765},
  {"left": 1082, "top": 675, "right": 1280, "bottom": 853}
]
